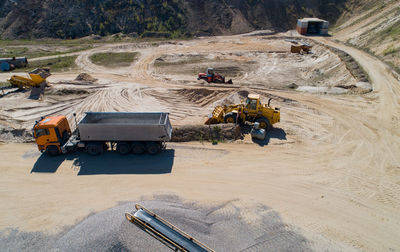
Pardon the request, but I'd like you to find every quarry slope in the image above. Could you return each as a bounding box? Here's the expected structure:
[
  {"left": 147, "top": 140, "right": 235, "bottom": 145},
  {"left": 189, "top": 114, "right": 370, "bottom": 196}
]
[{"left": 0, "top": 32, "right": 399, "bottom": 251}]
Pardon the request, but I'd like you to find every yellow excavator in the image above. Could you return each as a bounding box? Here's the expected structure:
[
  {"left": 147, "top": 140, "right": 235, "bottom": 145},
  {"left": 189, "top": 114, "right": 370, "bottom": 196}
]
[
  {"left": 205, "top": 94, "right": 280, "bottom": 129},
  {"left": 7, "top": 68, "right": 51, "bottom": 99}
]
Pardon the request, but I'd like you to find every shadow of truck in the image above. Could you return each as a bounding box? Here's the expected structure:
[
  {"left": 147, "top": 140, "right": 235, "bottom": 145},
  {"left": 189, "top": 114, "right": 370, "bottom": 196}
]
[{"left": 31, "top": 149, "right": 175, "bottom": 175}]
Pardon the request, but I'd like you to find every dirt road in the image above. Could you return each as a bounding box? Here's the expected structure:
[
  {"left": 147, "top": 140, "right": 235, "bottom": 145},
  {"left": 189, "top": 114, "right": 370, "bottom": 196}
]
[{"left": 0, "top": 34, "right": 399, "bottom": 251}]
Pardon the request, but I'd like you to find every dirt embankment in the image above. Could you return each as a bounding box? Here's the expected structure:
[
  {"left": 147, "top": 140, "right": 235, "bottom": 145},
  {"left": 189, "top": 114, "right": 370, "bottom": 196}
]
[{"left": 172, "top": 124, "right": 242, "bottom": 142}]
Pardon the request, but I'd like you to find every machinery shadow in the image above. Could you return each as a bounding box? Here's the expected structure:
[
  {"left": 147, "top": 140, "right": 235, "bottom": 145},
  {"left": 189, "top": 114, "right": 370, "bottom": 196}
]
[
  {"left": 69, "top": 149, "right": 175, "bottom": 175},
  {"left": 241, "top": 125, "right": 287, "bottom": 147},
  {"left": 252, "top": 127, "right": 287, "bottom": 147},
  {"left": 31, "top": 154, "right": 67, "bottom": 173},
  {"left": 31, "top": 149, "right": 175, "bottom": 175}
]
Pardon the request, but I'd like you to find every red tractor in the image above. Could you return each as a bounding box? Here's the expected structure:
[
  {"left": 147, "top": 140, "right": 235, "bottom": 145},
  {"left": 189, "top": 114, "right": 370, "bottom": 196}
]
[{"left": 198, "top": 68, "right": 233, "bottom": 84}]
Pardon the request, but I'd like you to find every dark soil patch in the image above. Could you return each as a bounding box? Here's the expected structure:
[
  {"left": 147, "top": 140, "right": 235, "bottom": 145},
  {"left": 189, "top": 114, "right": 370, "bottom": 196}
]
[
  {"left": 75, "top": 73, "right": 97, "bottom": 82},
  {"left": 176, "top": 88, "right": 226, "bottom": 103},
  {"left": 50, "top": 89, "right": 90, "bottom": 95}
]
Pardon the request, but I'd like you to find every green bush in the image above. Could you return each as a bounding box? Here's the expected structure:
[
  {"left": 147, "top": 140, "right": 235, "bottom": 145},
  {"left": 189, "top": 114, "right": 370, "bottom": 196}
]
[{"left": 89, "top": 52, "right": 139, "bottom": 67}]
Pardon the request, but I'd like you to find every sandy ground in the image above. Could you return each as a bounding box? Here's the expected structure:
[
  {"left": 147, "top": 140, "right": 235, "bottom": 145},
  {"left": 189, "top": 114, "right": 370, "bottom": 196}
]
[{"left": 0, "top": 33, "right": 399, "bottom": 251}]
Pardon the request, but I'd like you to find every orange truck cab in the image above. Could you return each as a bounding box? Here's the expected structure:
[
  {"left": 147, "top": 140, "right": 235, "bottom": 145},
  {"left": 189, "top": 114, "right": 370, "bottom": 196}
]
[{"left": 33, "top": 116, "right": 71, "bottom": 155}]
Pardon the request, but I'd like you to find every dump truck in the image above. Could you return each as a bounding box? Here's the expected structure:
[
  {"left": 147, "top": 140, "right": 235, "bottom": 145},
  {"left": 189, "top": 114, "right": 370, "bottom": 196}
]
[
  {"left": 205, "top": 94, "right": 280, "bottom": 129},
  {"left": 198, "top": 68, "right": 233, "bottom": 84},
  {"left": 33, "top": 112, "right": 172, "bottom": 156},
  {"left": 7, "top": 68, "right": 51, "bottom": 99},
  {"left": 126, "top": 204, "right": 214, "bottom": 252},
  {"left": 0, "top": 56, "right": 28, "bottom": 71}
]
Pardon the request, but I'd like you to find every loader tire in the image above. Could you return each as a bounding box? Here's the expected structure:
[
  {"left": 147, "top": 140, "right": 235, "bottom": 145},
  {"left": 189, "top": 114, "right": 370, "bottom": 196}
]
[
  {"left": 256, "top": 117, "right": 271, "bottom": 130},
  {"left": 116, "top": 142, "right": 131, "bottom": 155},
  {"left": 146, "top": 142, "right": 160, "bottom": 155},
  {"left": 224, "top": 113, "right": 237, "bottom": 124},
  {"left": 132, "top": 142, "right": 146, "bottom": 154},
  {"left": 46, "top": 145, "right": 60, "bottom": 156}
]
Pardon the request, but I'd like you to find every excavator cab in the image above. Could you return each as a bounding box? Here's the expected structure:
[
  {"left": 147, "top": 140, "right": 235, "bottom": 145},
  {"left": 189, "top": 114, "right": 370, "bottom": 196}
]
[
  {"left": 206, "top": 68, "right": 215, "bottom": 82},
  {"left": 33, "top": 116, "right": 71, "bottom": 155}
]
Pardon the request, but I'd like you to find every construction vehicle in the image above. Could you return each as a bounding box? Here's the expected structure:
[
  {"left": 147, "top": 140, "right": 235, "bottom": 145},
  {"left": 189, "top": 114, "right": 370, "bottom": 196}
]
[
  {"left": 198, "top": 68, "right": 233, "bottom": 84},
  {"left": 33, "top": 112, "right": 172, "bottom": 156},
  {"left": 7, "top": 68, "right": 51, "bottom": 99},
  {"left": 0, "top": 56, "right": 28, "bottom": 71},
  {"left": 125, "top": 204, "right": 214, "bottom": 252},
  {"left": 205, "top": 94, "right": 280, "bottom": 129}
]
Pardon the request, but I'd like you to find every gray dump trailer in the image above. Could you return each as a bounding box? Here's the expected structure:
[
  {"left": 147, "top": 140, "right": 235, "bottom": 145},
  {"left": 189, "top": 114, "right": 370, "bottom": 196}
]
[{"left": 62, "top": 112, "right": 172, "bottom": 155}]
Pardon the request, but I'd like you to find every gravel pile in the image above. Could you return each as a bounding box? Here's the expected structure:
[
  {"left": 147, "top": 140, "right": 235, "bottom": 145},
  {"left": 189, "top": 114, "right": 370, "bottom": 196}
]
[{"left": 0, "top": 195, "right": 313, "bottom": 251}]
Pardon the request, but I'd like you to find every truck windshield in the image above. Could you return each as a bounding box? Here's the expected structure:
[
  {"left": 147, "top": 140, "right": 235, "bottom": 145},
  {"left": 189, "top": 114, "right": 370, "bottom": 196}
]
[{"left": 35, "top": 128, "right": 49, "bottom": 137}]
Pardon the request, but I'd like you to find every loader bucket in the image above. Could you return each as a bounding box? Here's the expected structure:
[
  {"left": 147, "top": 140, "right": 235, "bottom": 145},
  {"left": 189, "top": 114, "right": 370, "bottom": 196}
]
[
  {"left": 205, "top": 106, "right": 225, "bottom": 125},
  {"left": 205, "top": 117, "right": 219, "bottom": 125}
]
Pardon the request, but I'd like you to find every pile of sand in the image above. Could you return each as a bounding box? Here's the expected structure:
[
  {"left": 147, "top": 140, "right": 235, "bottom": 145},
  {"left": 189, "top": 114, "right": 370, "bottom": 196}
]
[
  {"left": 171, "top": 124, "right": 242, "bottom": 142},
  {"left": 75, "top": 73, "right": 97, "bottom": 82},
  {"left": 0, "top": 126, "right": 32, "bottom": 143}
]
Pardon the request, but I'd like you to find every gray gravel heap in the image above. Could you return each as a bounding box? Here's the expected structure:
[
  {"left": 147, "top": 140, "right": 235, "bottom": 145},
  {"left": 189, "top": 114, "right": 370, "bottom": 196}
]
[{"left": 0, "top": 195, "right": 312, "bottom": 252}]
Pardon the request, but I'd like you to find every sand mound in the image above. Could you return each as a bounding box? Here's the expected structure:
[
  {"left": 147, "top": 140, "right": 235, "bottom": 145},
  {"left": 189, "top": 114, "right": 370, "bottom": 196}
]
[
  {"left": 0, "top": 127, "right": 32, "bottom": 143},
  {"left": 171, "top": 124, "right": 242, "bottom": 142},
  {"left": 0, "top": 195, "right": 315, "bottom": 251},
  {"left": 75, "top": 73, "right": 97, "bottom": 82}
]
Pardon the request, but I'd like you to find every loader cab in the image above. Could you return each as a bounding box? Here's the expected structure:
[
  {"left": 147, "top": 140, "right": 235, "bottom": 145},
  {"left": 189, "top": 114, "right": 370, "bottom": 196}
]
[
  {"left": 244, "top": 94, "right": 261, "bottom": 114},
  {"left": 33, "top": 116, "right": 71, "bottom": 153}
]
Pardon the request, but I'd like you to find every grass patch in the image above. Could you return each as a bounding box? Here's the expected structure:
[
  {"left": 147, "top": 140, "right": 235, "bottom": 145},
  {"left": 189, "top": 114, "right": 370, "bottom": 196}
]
[
  {"left": 0, "top": 45, "right": 93, "bottom": 59},
  {"left": 0, "top": 82, "right": 11, "bottom": 88},
  {"left": 21, "top": 56, "right": 77, "bottom": 72},
  {"left": 89, "top": 52, "right": 139, "bottom": 67},
  {"left": 383, "top": 45, "right": 399, "bottom": 56},
  {"left": 154, "top": 56, "right": 205, "bottom": 67}
]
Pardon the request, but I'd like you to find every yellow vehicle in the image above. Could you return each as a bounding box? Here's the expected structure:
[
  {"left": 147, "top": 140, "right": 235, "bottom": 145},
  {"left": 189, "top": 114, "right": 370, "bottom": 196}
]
[
  {"left": 205, "top": 94, "right": 280, "bottom": 129},
  {"left": 8, "top": 68, "right": 51, "bottom": 99},
  {"left": 8, "top": 68, "right": 50, "bottom": 88},
  {"left": 33, "top": 116, "right": 71, "bottom": 156}
]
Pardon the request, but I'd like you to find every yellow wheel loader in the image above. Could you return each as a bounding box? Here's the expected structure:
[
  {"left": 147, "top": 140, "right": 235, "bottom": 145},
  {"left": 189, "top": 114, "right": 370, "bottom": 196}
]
[{"left": 205, "top": 94, "right": 280, "bottom": 129}]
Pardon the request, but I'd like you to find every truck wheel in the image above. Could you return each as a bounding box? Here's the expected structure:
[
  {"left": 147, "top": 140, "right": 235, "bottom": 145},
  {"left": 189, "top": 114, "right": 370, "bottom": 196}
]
[
  {"left": 86, "top": 142, "right": 103, "bottom": 156},
  {"left": 224, "top": 113, "right": 237, "bottom": 124},
  {"left": 46, "top": 145, "right": 60, "bottom": 156},
  {"left": 146, "top": 142, "right": 160, "bottom": 155},
  {"left": 256, "top": 117, "right": 271, "bottom": 130},
  {"left": 132, "top": 142, "right": 146, "bottom": 154},
  {"left": 116, "top": 142, "right": 131, "bottom": 155}
]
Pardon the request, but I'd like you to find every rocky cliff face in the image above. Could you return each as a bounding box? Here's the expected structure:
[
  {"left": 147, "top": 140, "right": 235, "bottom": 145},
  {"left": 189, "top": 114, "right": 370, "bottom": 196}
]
[{"left": 0, "top": 0, "right": 347, "bottom": 39}]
